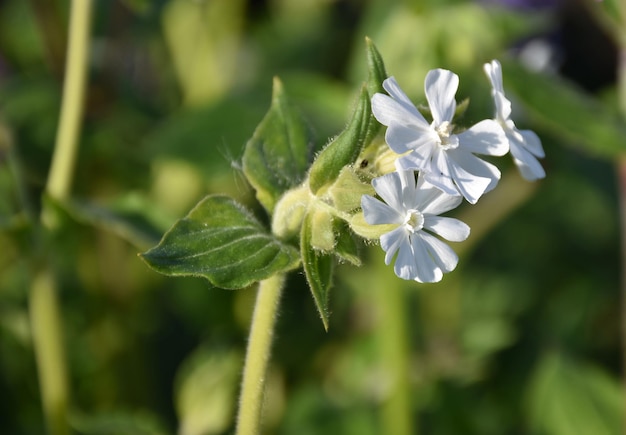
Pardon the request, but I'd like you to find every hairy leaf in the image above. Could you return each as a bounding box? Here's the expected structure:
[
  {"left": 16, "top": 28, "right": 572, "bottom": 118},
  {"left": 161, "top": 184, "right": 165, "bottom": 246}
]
[
  {"left": 141, "top": 195, "right": 300, "bottom": 289},
  {"left": 242, "top": 77, "right": 314, "bottom": 213}
]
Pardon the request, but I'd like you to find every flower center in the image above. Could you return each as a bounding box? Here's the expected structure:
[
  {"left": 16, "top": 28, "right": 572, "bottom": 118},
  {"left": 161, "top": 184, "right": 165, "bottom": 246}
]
[
  {"left": 434, "top": 121, "right": 459, "bottom": 150},
  {"left": 404, "top": 209, "right": 424, "bottom": 233}
]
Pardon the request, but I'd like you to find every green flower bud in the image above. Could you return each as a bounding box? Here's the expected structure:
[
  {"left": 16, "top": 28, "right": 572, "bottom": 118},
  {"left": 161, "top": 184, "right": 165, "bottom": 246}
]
[
  {"left": 328, "top": 166, "right": 375, "bottom": 212},
  {"left": 272, "top": 184, "right": 310, "bottom": 239},
  {"left": 309, "top": 208, "right": 335, "bottom": 252}
]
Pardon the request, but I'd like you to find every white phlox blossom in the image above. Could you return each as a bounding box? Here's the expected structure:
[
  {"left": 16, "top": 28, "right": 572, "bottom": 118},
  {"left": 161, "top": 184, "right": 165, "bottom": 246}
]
[
  {"left": 361, "top": 170, "right": 470, "bottom": 283},
  {"left": 484, "top": 59, "right": 546, "bottom": 181},
  {"left": 371, "top": 70, "right": 508, "bottom": 204}
]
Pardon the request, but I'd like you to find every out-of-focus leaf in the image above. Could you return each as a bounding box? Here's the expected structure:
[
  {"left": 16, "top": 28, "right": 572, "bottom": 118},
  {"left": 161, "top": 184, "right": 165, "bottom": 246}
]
[
  {"left": 70, "top": 410, "right": 167, "bottom": 435},
  {"left": 144, "top": 96, "right": 265, "bottom": 176},
  {"left": 526, "top": 352, "right": 622, "bottom": 435},
  {"left": 301, "top": 212, "right": 334, "bottom": 331},
  {"left": 141, "top": 195, "right": 300, "bottom": 289},
  {"left": 162, "top": 0, "right": 246, "bottom": 105},
  {"left": 56, "top": 194, "right": 170, "bottom": 250},
  {"left": 502, "top": 60, "right": 626, "bottom": 158},
  {"left": 175, "top": 346, "right": 241, "bottom": 435},
  {"left": 242, "top": 77, "right": 314, "bottom": 214},
  {"left": 308, "top": 86, "right": 371, "bottom": 195}
]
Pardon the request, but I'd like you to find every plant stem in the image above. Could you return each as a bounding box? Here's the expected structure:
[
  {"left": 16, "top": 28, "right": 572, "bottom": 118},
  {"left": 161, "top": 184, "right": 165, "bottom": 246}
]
[
  {"left": 376, "top": 282, "right": 412, "bottom": 435},
  {"left": 45, "top": 0, "right": 93, "bottom": 206},
  {"left": 30, "top": 268, "right": 70, "bottom": 435},
  {"left": 618, "top": 46, "right": 626, "bottom": 435},
  {"left": 236, "top": 274, "right": 285, "bottom": 435},
  {"left": 30, "top": 1, "right": 93, "bottom": 434}
]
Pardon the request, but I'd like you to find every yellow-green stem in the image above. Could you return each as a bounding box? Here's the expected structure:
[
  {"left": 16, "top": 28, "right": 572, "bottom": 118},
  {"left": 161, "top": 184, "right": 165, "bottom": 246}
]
[
  {"left": 31, "top": 1, "right": 93, "bottom": 434},
  {"left": 30, "top": 269, "right": 69, "bottom": 435},
  {"left": 376, "top": 283, "right": 412, "bottom": 435},
  {"left": 45, "top": 0, "right": 93, "bottom": 205},
  {"left": 235, "top": 274, "right": 285, "bottom": 435}
]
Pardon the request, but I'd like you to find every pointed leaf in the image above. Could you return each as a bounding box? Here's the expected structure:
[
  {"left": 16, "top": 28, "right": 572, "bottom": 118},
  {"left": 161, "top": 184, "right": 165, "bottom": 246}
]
[
  {"left": 308, "top": 85, "right": 371, "bottom": 194},
  {"left": 364, "top": 37, "right": 388, "bottom": 145},
  {"left": 242, "top": 77, "right": 314, "bottom": 213},
  {"left": 334, "top": 219, "right": 361, "bottom": 266},
  {"left": 141, "top": 195, "right": 300, "bottom": 289},
  {"left": 301, "top": 211, "right": 334, "bottom": 330}
]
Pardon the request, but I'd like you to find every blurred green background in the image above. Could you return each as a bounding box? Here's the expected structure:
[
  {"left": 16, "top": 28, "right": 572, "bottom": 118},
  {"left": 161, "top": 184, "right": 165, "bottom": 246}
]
[{"left": 0, "top": 0, "right": 624, "bottom": 434}]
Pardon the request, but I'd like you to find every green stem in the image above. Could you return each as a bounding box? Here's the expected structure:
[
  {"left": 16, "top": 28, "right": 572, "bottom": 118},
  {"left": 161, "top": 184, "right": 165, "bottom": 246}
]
[
  {"left": 618, "top": 40, "right": 626, "bottom": 435},
  {"left": 376, "top": 283, "right": 412, "bottom": 435},
  {"left": 45, "top": 0, "right": 93, "bottom": 205},
  {"left": 30, "top": 269, "right": 69, "bottom": 435},
  {"left": 30, "top": 1, "right": 93, "bottom": 433},
  {"left": 235, "top": 274, "right": 285, "bottom": 435}
]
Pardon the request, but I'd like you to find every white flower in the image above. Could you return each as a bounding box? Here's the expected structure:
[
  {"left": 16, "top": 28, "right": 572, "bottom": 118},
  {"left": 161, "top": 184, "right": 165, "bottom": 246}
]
[
  {"left": 361, "top": 170, "right": 470, "bottom": 283},
  {"left": 371, "top": 70, "right": 508, "bottom": 204},
  {"left": 484, "top": 59, "right": 546, "bottom": 181}
]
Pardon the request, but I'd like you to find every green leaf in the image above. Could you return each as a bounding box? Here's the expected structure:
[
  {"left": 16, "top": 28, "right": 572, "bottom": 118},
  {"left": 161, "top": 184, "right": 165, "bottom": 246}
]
[
  {"left": 502, "top": 60, "right": 626, "bottom": 159},
  {"left": 56, "top": 194, "right": 168, "bottom": 250},
  {"left": 364, "top": 37, "right": 387, "bottom": 145},
  {"left": 526, "top": 352, "right": 623, "bottom": 435},
  {"left": 308, "top": 85, "right": 371, "bottom": 194},
  {"left": 242, "top": 77, "right": 314, "bottom": 213},
  {"left": 334, "top": 220, "right": 361, "bottom": 266},
  {"left": 301, "top": 212, "right": 334, "bottom": 330},
  {"left": 70, "top": 410, "right": 167, "bottom": 435},
  {"left": 175, "top": 346, "right": 241, "bottom": 435},
  {"left": 141, "top": 195, "right": 300, "bottom": 289}
]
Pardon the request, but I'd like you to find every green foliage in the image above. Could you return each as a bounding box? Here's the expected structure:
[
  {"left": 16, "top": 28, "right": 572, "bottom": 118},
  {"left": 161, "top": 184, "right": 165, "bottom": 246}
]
[
  {"left": 0, "top": 0, "right": 624, "bottom": 433},
  {"left": 502, "top": 61, "right": 626, "bottom": 158},
  {"left": 140, "top": 195, "right": 300, "bottom": 289},
  {"left": 308, "top": 85, "right": 372, "bottom": 195},
  {"left": 527, "top": 353, "right": 622, "bottom": 435},
  {"left": 243, "top": 77, "right": 314, "bottom": 213},
  {"left": 301, "top": 212, "right": 334, "bottom": 331}
]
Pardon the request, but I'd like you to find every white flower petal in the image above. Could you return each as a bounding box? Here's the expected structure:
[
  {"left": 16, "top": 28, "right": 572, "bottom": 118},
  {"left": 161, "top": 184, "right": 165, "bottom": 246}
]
[
  {"left": 381, "top": 226, "right": 409, "bottom": 266},
  {"left": 446, "top": 154, "right": 495, "bottom": 204},
  {"left": 372, "top": 93, "right": 424, "bottom": 127},
  {"left": 425, "top": 69, "right": 459, "bottom": 125},
  {"left": 396, "top": 151, "right": 430, "bottom": 172},
  {"left": 361, "top": 195, "right": 403, "bottom": 225},
  {"left": 509, "top": 138, "right": 546, "bottom": 181},
  {"left": 382, "top": 77, "right": 422, "bottom": 116},
  {"left": 421, "top": 148, "right": 458, "bottom": 196},
  {"left": 385, "top": 122, "right": 436, "bottom": 155},
  {"left": 518, "top": 129, "right": 545, "bottom": 158},
  {"left": 409, "top": 234, "right": 443, "bottom": 282},
  {"left": 457, "top": 119, "right": 508, "bottom": 156},
  {"left": 371, "top": 172, "right": 405, "bottom": 212},
  {"left": 414, "top": 177, "right": 462, "bottom": 214},
  {"left": 419, "top": 232, "right": 459, "bottom": 273},
  {"left": 484, "top": 60, "right": 504, "bottom": 94},
  {"left": 493, "top": 91, "right": 512, "bottom": 122},
  {"left": 423, "top": 216, "right": 470, "bottom": 242}
]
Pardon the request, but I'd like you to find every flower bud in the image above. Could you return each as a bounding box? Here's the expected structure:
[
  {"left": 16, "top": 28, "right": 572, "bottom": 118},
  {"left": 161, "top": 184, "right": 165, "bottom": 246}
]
[
  {"left": 271, "top": 184, "right": 310, "bottom": 239},
  {"left": 309, "top": 208, "right": 335, "bottom": 252},
  {"left": 328, "top": 166, "right": 374, "bottom": 212}
]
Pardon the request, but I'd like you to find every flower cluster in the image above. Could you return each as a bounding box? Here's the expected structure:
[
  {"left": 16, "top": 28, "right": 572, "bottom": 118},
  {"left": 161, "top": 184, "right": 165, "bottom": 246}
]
[{"left": 360, "top": 60, "right": 545, "bottom": 283}]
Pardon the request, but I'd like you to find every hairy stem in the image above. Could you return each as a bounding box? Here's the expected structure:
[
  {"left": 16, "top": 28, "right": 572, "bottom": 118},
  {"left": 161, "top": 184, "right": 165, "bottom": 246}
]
[{"left": 236, "top": 274, "right": 285, "bottom": 435}]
